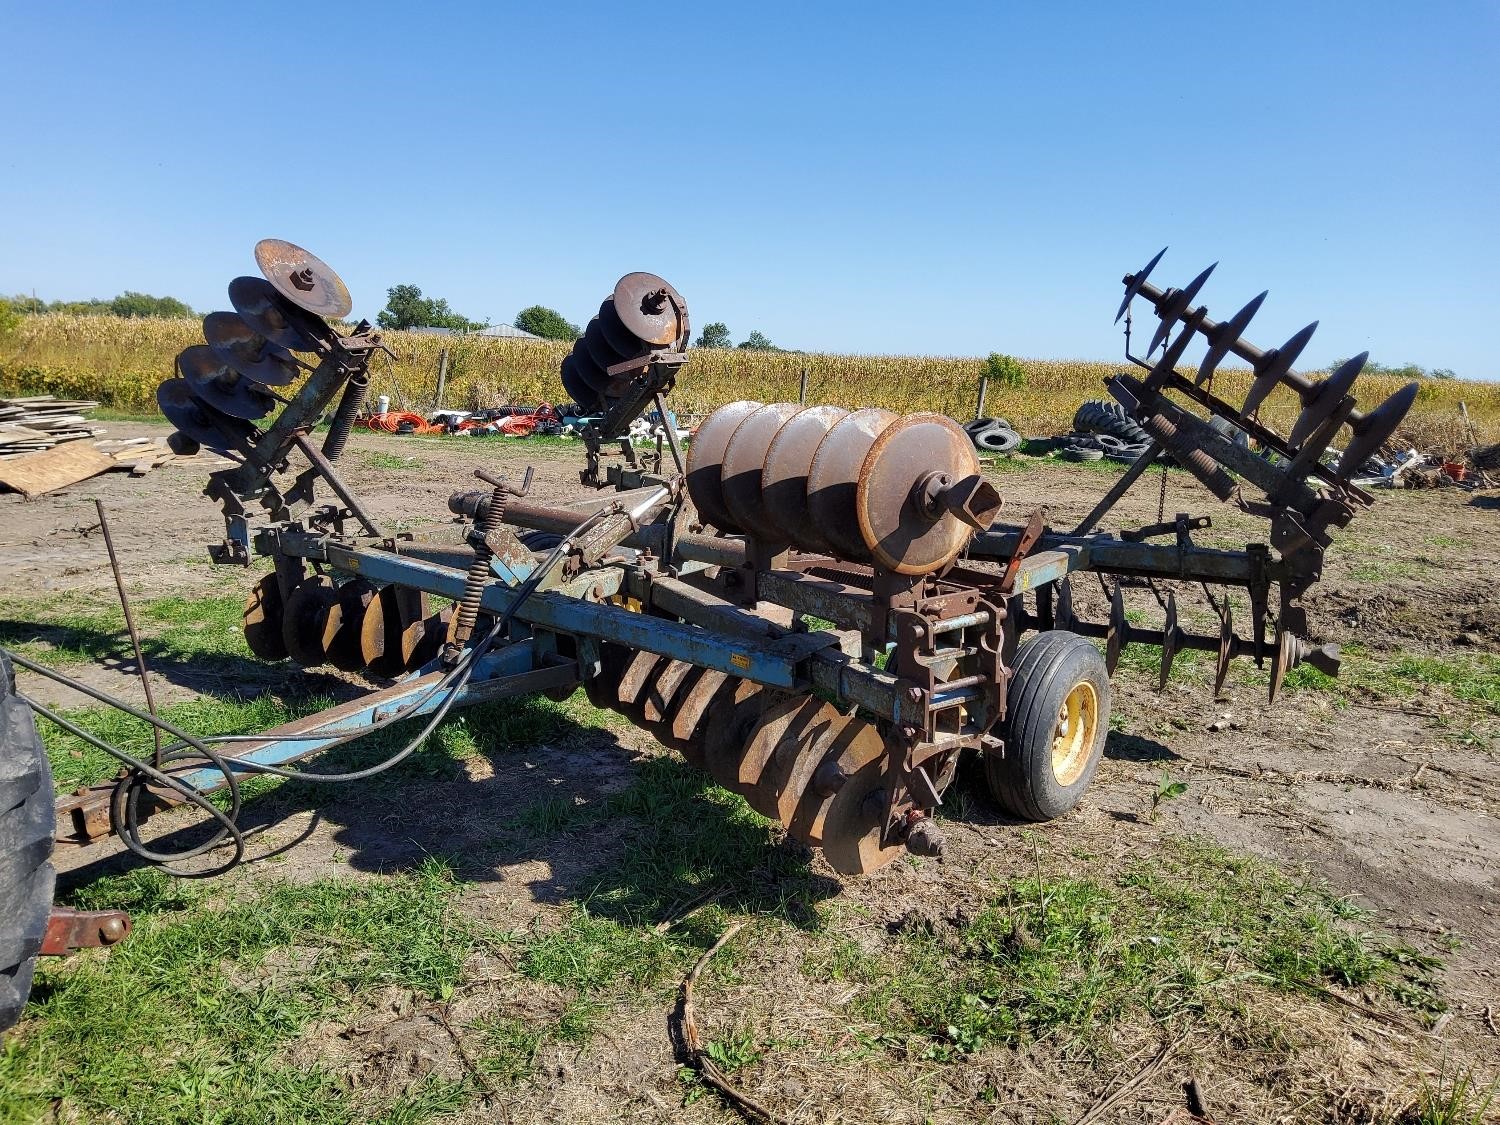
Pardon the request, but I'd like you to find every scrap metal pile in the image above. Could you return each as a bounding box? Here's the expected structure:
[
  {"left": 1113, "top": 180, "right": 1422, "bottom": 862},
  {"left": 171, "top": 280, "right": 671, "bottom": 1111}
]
[{"left": 43, "top": 241, "right": 1418, "bottom": 881}]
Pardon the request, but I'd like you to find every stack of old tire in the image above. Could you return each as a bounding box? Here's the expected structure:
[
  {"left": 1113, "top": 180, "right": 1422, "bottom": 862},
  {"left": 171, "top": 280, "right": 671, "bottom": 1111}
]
[
  {"left": 1058, "top": 400, "right": 1153, "bottom": 463},
  {"left": 963, "top": 416, "right": 1021, "bottom": 455}
]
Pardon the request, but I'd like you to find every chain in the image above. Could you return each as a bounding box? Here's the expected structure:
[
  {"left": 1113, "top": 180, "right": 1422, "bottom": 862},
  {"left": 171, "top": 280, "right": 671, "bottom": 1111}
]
[{"left": 1156, "top": 460, "right": 1168, "bottom": 524}]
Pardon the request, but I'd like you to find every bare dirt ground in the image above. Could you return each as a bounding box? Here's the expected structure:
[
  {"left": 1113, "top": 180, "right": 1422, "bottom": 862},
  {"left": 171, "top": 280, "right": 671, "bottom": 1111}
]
[{"left": 4, "top": 420, "right": 1498, "bottom": 1123}]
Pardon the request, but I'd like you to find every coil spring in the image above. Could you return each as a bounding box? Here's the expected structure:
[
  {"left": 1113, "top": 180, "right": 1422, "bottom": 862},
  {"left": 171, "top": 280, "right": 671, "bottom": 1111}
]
[
  {"left": 320, "top": 372, "right": 369, "bottom": 463},
  {"left": 445, "top": 482, "right": 508, "bottom": 664}
]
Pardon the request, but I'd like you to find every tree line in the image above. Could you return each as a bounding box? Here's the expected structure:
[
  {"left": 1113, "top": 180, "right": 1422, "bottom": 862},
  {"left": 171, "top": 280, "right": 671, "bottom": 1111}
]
[{"left": 3, "top": 291, "right": 196, "bottom": 318}]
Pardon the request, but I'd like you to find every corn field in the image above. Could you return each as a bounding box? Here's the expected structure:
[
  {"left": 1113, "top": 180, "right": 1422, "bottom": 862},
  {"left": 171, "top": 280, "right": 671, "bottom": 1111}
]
[{"left": 2, "top": 313, "right": 1497, "bottom": 448}]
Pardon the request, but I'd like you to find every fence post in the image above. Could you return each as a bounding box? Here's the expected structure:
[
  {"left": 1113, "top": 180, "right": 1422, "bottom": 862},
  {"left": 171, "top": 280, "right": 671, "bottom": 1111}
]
[
  {"left": 973, "top": 375, "right": 989, "bottom": 422},
  {"left": 434, "top": 349, "right": 450, "bottom": 412},
  {"left": 799, "top": 367, "right": 809, "bottom": 405}
]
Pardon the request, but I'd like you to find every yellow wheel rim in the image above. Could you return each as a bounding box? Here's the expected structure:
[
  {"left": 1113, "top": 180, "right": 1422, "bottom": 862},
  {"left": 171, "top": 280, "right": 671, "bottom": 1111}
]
[{"left": 1051, "top": 681, "right": 1099, "bottom": 786}]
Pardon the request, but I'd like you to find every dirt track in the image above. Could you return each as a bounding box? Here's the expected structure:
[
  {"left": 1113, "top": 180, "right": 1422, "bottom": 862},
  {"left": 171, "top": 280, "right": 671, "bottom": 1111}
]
[{"left": 4, "top": 420, "right": 1497, "bottom": 1122}]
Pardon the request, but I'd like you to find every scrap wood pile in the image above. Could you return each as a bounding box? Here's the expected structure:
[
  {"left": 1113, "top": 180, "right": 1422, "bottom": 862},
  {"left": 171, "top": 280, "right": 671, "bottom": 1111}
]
[
  {"left": 0, "top": 396, "right": 104, "bottom": 458},
  {"left": 0, "top": 396, "right": 228, "bottom": 500}
]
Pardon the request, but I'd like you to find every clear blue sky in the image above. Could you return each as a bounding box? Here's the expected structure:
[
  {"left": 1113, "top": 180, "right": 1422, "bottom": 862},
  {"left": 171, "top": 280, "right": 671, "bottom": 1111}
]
[{"left": 2, "top": 1, "right": 1496, "bottom": 378}]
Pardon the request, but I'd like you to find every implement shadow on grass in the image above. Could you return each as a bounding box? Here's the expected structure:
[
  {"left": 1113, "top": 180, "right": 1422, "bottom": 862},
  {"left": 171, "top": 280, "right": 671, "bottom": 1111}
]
[
  {"left": 0, "top": 617, "right": 360, "bottom": 704},
  {"left": 58, "top": 693, "right": 843, "bottom": 932}
]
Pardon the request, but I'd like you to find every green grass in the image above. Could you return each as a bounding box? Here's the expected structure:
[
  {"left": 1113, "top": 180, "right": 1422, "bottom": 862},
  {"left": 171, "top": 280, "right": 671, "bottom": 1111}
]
[
  {"left": 829, "top": 837, "right": 1442, "bottom": 1061},
  {"left": 360, "top": 450, "right": 425, "bottom": 471},
  {"left": 0, "top": 860, "right": 482, "bottom": 1125},
  {"left": 0, "top": 592, "right": 251, "bottom": 668},
  {"left": 1277, "top": 645, "right": 1500, "bottom": 716},
  {"left": 1409, "top": 1059, "right": 1499, "bottom": 1125}
]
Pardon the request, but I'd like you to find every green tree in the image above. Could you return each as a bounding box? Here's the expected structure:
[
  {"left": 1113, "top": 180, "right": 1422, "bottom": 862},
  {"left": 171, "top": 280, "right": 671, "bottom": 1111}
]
[
  {"left": 1329, "top": 357, "right": 1458, "bottom": 380},
  {"left": 0, "top": 297, "right": 20, "bottom": 338},
  {"left": 108, "top": 291, "right": 195, "bottom": 318},
  {"left": 513, "top": 305, "right": 581, "bottom": 341},
  {"left": 984, "top": 352, "right": 1027, "bottom": 388},
  {"left": 737, "top": 330, "right": 776, "bottom": 351},
  {"left": 377, "top": 284, "right": 485, "bottom": 332},
  {"left": 693, "top": 321, "right": 732, "bottom": 349}
]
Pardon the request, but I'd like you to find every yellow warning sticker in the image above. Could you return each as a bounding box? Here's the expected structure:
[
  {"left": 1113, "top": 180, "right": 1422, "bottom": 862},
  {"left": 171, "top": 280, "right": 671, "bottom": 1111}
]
[{"left": 730, "top": 652, "right": 751, "bottom": 670}]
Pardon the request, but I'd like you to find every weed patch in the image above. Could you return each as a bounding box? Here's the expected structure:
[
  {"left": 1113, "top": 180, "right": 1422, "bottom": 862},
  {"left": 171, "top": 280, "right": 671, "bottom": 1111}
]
[
  {"left": 834, "top": 837, "right": 1442, "bottom": 1060},
  {"left": 0, "top": 860, "right": 482, "bottom": 1124}
]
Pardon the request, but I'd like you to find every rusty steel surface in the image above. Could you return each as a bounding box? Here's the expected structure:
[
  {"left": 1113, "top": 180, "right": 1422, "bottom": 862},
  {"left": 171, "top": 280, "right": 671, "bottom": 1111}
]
[
  {"left": 42, "top": 907, "right": 130, "bottom": 956},
  {"left": 806, "top": 407, "right": 897, "bottom": 562},
  {"left": 177, "top": 344, "right": 277, "bottom": 421},
  {"left": 720, "top": 402, "right": 800, "bottom": 543},
  {"left": 254, "top": 238, "right": 353, "bottom": 319},
  {"left": 853, "top": 412, "right": 988, "bottom": 575},
  {"left": 155, "top": 378, "right": 251, "bottom": 456},
  {"left": 760, "top": 404, "right": 849, "bottom": 555},
  {"left": 612, "top": 272, "right": 689, "bottom": 346},
  {"left": 685, "top": 401, "right": 761, "bottom": 532},
  {"left": 201, "top": 311, "right": 302, "bottom": 386},
  {"left": 228, "top": 275, "right": 331, "bottom": 353}
]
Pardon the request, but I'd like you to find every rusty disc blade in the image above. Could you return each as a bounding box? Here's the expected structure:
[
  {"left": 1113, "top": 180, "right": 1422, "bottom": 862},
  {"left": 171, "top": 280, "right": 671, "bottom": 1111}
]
[
  {"left": 560, "top": 354, "right": 600, "bottom": 410},
  {"left": 570, "top": 341, "right": 612, "bottom": 394},
  {"left": 641, "top": 659, "right": 697, "bottom": 727},
  {"left": 243, "top": 574, "right": 288, "bottom": 661},
  {"left": 782, "top": 710, "right": 864, "bottom": 846},
  {"left": 325, "top": 579, "right": 378, "bottom": 672},
  {"left": 583, "top": 317, "right": 629, "bottom": 371},
  {"left": 1215, "top": 603, "right": 1234, "bottom": 699},
  {"left": 598, "top": 297, "right": 646, "bottom": 357},
  {"left": 815, "top": 720, "right": 902, "bottom": 874},
  {"left": 1338, "top": 381, "right": 1419, "bottom": 478},
  {"left": 228, "top": 275, "right": 331, "bottom": 353},
  {"left": 760, "top": 405, "right": 849, "bottom": 554},
  {"left": 612, "top": 273, "right": 688, "bottom": 347},
  {"left": 807, "top": 408, "right": 897, "bottom": 564},
  {"left": 701, "top": 681, "right": 771, "bottom": 792},
  {"left": 1106, "top": 584, "right": 1126, "bottom": 676},
  {"left": 156, "top": 378, "right": 252, "bottom": 456},
  {"left": 1288, "top": 352, "right": 1363, "bottom": 447},
  {"left": 584, "top": 642, "right": 632, "bottom": 712},
  {"left": 203, "top": 311, "right": 302, "bottom": 387},
  {"left": 254, "top": 238, "right": 352, "bottom": 319},
  {"left": 685, "top": 401, "right": 763, "bottom": 533},
  {"left": 406, "top": 608, "right": 451, "bottom": 671},
  {"left": 855, "top": 413, "right": 980, "bottom": 575},
  {"left": 737, "top": 694, "right": 830, "bottom": 820},
  {"left": 178, "top": 344, "right": 276, "bottom": 421},
  {"left": 667, "top": 667, "right": 732, "bottom": 769},
  {"left": 616, "top": 649, "right": 667, "bottom": 719},
  {"left": 722, "top": 403, "right": 800, "bottom": 544},
  {"left": 363, "top": 586, "right": 429, "bottom": 678},
  {"left": 282, "top": 577, "right": 338, "bottom": 667}
]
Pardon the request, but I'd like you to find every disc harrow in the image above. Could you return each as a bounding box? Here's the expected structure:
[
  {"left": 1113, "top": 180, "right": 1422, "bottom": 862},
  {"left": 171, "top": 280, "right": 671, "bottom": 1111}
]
[{"left": 47, "top": 239, "right": 1406, "bottom": 890}]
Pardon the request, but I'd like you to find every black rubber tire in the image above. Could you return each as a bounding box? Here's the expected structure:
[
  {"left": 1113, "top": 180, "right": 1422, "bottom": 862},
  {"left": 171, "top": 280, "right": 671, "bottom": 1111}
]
[
  {"left": 1061, "top": 447, "right": 1104, "bottom": 462},
  {"left": 985, "top": 631, "right": 1110, "bottom": 822},
  {"left": 974, "top": 426, "right": 1021, "bottom": 454},
  {"left": 0, "top": 652, "right": 56, "bottom": 1034},
  {"left": 1073, "top": 400, "right": 1151, "bottom": 447},
  {"left": 964, "top": 416, "right": 1012, "bottom": 436}
]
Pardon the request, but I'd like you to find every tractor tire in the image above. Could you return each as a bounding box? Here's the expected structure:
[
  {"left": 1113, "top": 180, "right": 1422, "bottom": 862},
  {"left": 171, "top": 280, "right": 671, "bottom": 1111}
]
[
  {"left": 974, "top": 425, "right": 1021, "bottom": 455},
  {"left": 984, "top": 631, "right": 1110, "bottom": 822},
  {"left": 0, "top": 652, "right": 55, "bottom": 1034},
  {"left": 1072, "top": 400, "right": 1152, "bottom": 447}
]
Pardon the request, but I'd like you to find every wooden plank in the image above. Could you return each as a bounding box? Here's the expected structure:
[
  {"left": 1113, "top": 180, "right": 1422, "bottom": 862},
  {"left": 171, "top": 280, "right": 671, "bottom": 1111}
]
[{"left": 0, "top": 443, "right": 116, "bottom": 499}]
